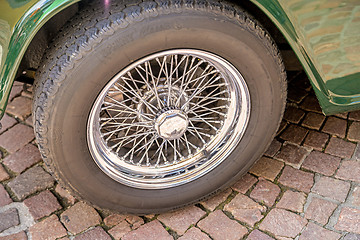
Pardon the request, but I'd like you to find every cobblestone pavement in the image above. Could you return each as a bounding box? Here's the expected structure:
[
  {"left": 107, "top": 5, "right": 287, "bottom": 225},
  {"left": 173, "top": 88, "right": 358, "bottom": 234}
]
[{"left": 0, "top": 71, "right": 360, "bottom": 240}]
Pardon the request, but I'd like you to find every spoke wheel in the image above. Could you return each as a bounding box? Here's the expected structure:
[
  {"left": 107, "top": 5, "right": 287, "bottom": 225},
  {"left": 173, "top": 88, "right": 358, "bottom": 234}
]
[
  {"left": 34, "top": 0, "right": 286, "bottom": 213},
  {"left": 87, "top": 49, "right": 250, "bottom": 189}
]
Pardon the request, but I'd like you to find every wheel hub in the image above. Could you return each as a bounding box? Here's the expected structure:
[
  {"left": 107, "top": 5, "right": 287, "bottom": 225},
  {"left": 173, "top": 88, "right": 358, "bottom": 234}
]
[
  {"left": 137, "top": 84, "right": 189, "bottom": 122},
  {"left": 155, "top": 109, "right": 188, "bottom": 140}
]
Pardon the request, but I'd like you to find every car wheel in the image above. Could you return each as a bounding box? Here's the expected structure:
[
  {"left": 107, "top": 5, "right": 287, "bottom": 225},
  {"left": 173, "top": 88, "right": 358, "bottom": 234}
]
[{"left": 33, "top": 0, "right": 286, "bottom": 214}]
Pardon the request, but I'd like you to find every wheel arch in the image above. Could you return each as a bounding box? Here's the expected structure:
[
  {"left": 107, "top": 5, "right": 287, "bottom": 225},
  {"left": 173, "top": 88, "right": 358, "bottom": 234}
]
[{"left": 0, "top": 0, "right": 80, "bottom": 117}]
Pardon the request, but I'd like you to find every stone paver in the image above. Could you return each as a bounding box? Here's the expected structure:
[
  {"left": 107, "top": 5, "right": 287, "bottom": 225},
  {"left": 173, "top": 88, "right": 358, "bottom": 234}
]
[
  {"left": 198, "top": 210, "right": 248, "bottom": 240},
  {"left": 277, "top": 120, "right": 287, "bottom": 135},
  {"left": 276, "top": 143, "right": 309, "bottom": 168},
  {"left": 231, "top": 173, "right": 257, "bottom": 193},
  {"left": 73, "top": 227, "right": 111, "bottom": 240},
  {"left": 7, "top": 83, "right": 23, "bottom": 102},
  {"left": 335, "top": 207, "right": 360, "bottom": 234},
  {"left": 158, "top": 206, "right": 206, "bottom": 235},
  {"left": 283, "top": 106, "right": 305, "bottom": 124},
  {"left": 1, "top": 78, "right": 360, "bottom": 239},
  {"left": 353, "top": 145, "right": 360, "bottom": 161},
  {"left": 343, "top": 233, "right": 360, "bottom": 240},
  {"left": 224, "top": 194, "right": 266, "bottom": 226},
  {"left": 279, "top": 166, "right": 314, "bottom": 193},
  {"left": 312, "top": 176, "right": 350, "bottom": 202},
  {"left": 303, "top": 131, "right": 329, "bottom": 151},
  {"left": 0, "top": 231, "right": 27, "bottom": 240},
  {"left": 0, "top": 114, "right": 17, "bottom": 134},
  {"left": 304, "top": 197, "right": 338, "bottom": 225},
  {"left": 247, "top": 230, "right": 274, "bottom": 240},
  {"left": 126, "top": 215, "right": 144, "bottom": 230},
  {"left": 302, "top": 112, "right": 325, "bottom": 130},
  {"left": 178, "top": 227, "right": 211, "bottom": 240},
  {"left": 260, "top": 208, "right": 307, "bottom": 239},
  {"left": 60, "top": 202, "right": 101, "bottom": 234},
  {"left": 299, "top": 222, "right": 341, "bottom": 240},
  {"left": 250, "top": 179, "right": 280, "bottom": 207},
  {"left": 0, "top": 208, "right": 20, "bottom": 232},
  {"left": 55, "top": 184, "right": 76, "bottom": 205},
  {"left": 0, "top": 184, "right": 12, "bottom": 207},
  {"left": 288, "top": 87, "right": 307, "bottom": 104},
  {"left": 322, "top": 117, "right": 347, "bottom": 138},
  {"left": 335, "top": 112, "right": 348, "bottom": 119},
  {"left": 249, "top": 157, "right": 284, "bottom": 181},
  {"left": 302, "top": 151, "right": 340, "bottom": 176},
  {"left": 264, "top": 139, "right": 282, "bottom": 157},
  {"left": 30, "top": 214, "right": 67, "bottom": 240},
  {"left": 104, "top": 214, "right": 127, "bottom": 227},
  {"left": 0, "top": 165, "right": 10, "bottom": 182},
  {"left": 24, "top": 190, "right": 62, "bottom": 220},
  {"left": 351, "top": 186, "right": 360, "bottom": 207},
  {"left": 6, "top": 97, "right": 32, "bottom": 121},
  {"left": 3, "top": 144, "right": 42, "bottom": 174},
  {"left": 200, "top": 188, "right": 232, "bottom": 211},
  {"left": 277, "top": 190, "right": 306, "bottom": 213},
  {"left": 326, "top": 137, "right": 356, "bottom": 159},
  {"left": 348, "top": 122, "right": 360, "bottom": 142},
  {"left": 0, "top": 124, "right": 34, "bottom": 153},
  {"left": 122, "top": 220, "right": 172, "bottom": 240},
  {"left": 336, "top": 161, "right": 360, "bottom": 183},
  {"left": 349, "top": 111, "right": 360, "bottom": 121},
  {"left": 7, "top": 166, "right": 55, "bottom": 200},
  {"left": 280, "top": 125, "right": 308, "bottom": 145},
  {"left": 301, "top": 95, "right": 322, "bottom": 113},
  {"left": 108, "top": 220, "right": 132, "bottom": 239}
]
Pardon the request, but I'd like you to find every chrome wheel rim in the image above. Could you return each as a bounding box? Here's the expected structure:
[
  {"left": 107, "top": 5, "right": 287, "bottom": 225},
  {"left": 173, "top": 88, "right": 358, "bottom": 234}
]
[{"left": 87, "top": 49, "right": 250, "bottom": 189}]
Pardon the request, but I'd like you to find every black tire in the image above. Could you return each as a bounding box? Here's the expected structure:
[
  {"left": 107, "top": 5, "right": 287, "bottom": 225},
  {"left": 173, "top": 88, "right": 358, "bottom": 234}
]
[{"left": 33, "top": 0, "right": 286, "bottom": 214}]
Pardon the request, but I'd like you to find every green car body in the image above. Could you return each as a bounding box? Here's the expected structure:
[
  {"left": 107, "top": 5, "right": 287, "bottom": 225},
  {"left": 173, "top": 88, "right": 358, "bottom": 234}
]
[{"left": 0, "top": 0, "right": 360, "bottom": 117}]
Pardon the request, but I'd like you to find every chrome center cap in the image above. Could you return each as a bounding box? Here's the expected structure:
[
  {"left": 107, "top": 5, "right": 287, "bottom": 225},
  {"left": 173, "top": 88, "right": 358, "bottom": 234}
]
[{"left": 155, "top": 109, "right": 189, "bottom": 140}]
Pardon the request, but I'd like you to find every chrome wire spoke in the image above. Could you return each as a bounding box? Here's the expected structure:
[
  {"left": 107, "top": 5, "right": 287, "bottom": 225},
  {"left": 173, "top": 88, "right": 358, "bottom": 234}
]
[
  {"left": 153, "top": 139, "right": 167, "bottom": 166},
  {"left": 103, "top": 95, "right": 153, "bottom": 121},
  {"left": 101, "top": 123, "right": 151, "bottom": 140},
  {"left": 187, "top": 120, "right": 207, "bottom": 144},
  {"left": 88, "top": 49, "right": 250, "bottom": 189},
  {"left": 120, "top": 76, "right": 159, "bottom": 115},
  {"left": 100, "top": 110, "right": 133, "bottom": 127},
  {"left": 166, "top": 139, "right": 183, "bottom": 163},
  {"left": 189, "top": 118, "right": 223, "bottom": 124},
  {"left": 182, "top": 133, "right": 198, "bottom": 149},
  {"left": 188, "top": 102, "right": 226, "bottom": 117},
  {"left": 100, "top": 116, "right": 138, "bottom": 121},
  {"left": 167, "top": 55, "right": 174, "bottom": 106},
  {"left": 175, "top": 58, "right": 206, "bottom": 107},
  {"left": 111, "top": 131, "right": 155, "bottom": 142},
  {"left": 188, "top": 113, "right": 219, "bottom": 131},
  {"left": 186, "top": 82, "right": 227, "bottom": 91},
  {"left": 181, "top": 72, "right": 222, "bottom": 109},
  {"left": 134, "top": 66, "right": 163, "bottom": 108},
  {"left": 187, "top": 128, "right": 213, "bottom": 138},
  {"left": 102, "top": 122, "right": 152, "bottom": 128},
  {"left": 188, "top": 110, "right": 219, "bottom": 119},
  {"left": 179, "top": 135, "right": 193, "bottom": 156},
  {"left": 193, "top": 89, "right": 229, "bottom": 102},
  {"left": 136, "top": 135, "right": 158, "bottom": 166},
  {"left": 101, "top": 113, "right": 135, "bottom": 142},
  {"left": 188, "top": 125, "right": 212, "bottom": 134}
]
